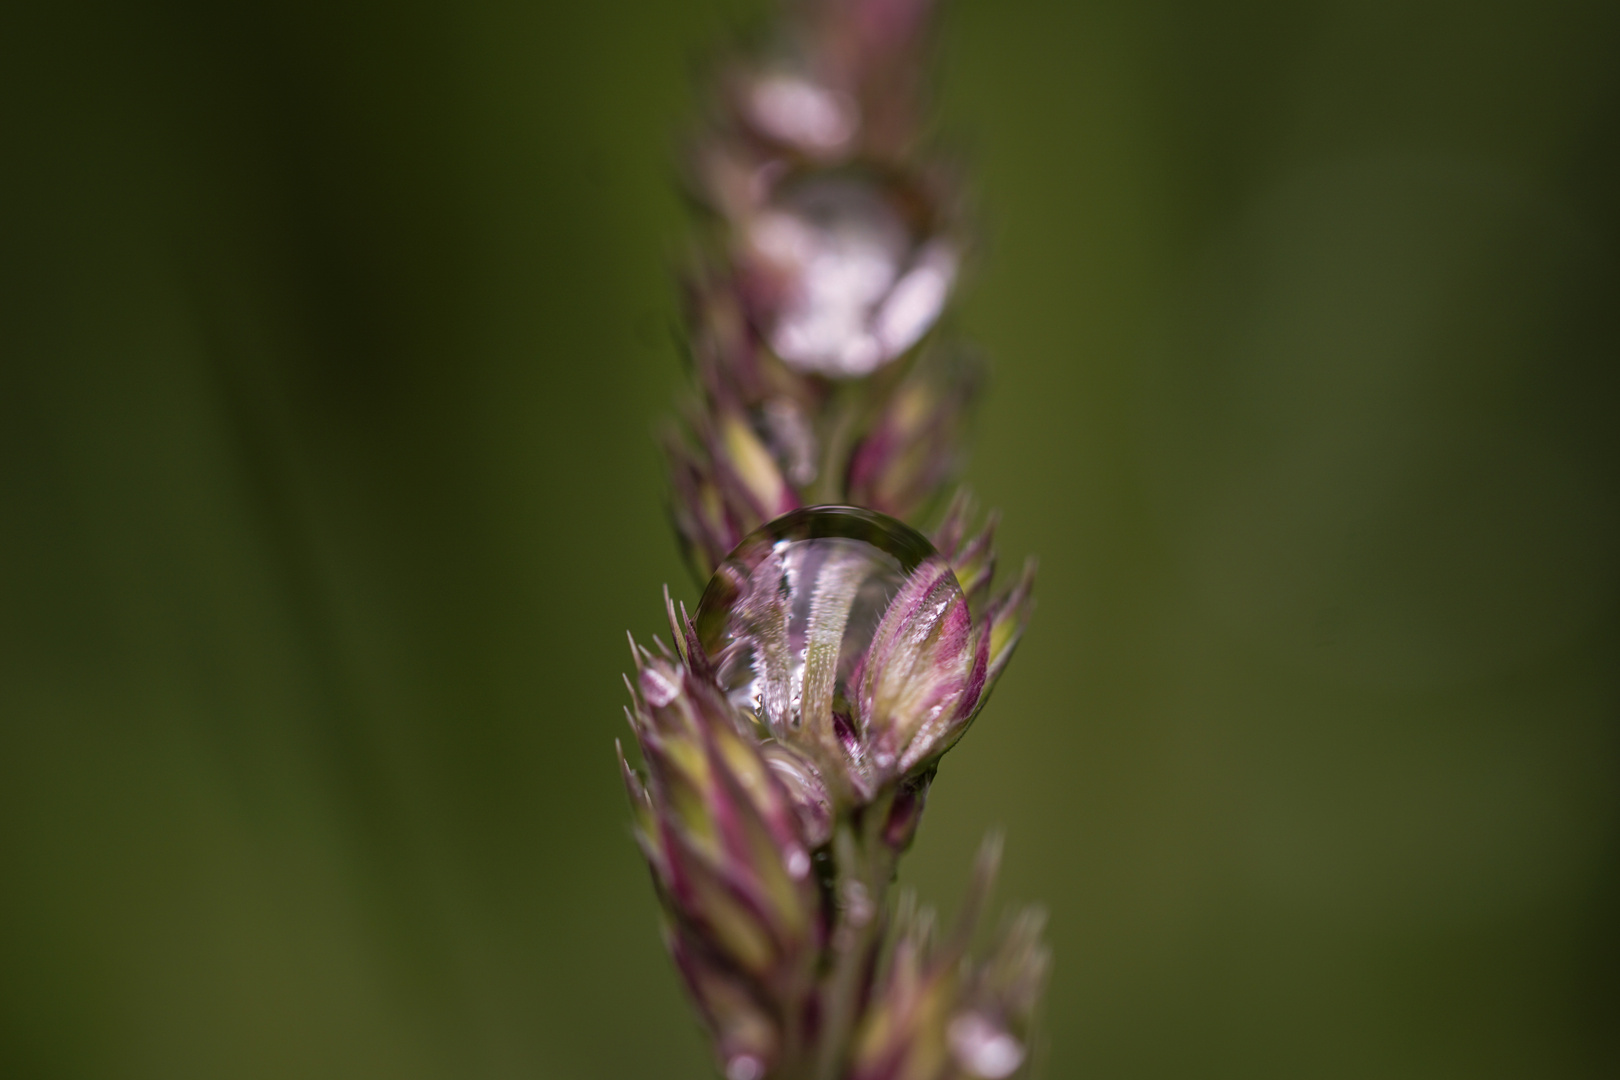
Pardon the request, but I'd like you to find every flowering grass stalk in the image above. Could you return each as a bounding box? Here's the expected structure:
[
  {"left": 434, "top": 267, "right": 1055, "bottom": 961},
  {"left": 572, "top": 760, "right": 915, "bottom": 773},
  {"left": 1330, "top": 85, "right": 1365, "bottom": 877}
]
[{"left": 619, "top": 3, "right": 1049, "bottom": 1077}]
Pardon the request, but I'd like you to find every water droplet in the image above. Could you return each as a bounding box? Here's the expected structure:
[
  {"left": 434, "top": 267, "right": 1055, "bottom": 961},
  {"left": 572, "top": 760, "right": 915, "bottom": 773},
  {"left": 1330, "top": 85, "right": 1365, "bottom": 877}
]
[
  {"left": 786, "top": 848, "right": 811, "bottom": 879},
  {"left": 725, "top": 1054, "right": 765, "bottom": 1080},
  {"left": 947, "top": 1013, "right": 1026, "bottom": 1079},
  {"left": 695, "top": 507, "right": 954, "bottom": 739},
  {"left": 746, "top": 173, "right": 956, "bottom": 377}
]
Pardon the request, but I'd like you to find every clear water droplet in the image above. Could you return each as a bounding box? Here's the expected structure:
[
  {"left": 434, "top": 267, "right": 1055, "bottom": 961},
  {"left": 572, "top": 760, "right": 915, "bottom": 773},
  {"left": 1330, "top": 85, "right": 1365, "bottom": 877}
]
[
  {"left": 947, "top": 1013, "right": 1026, "bottom": 1079},
  {"left": 695, "top": 507, "right": 953, "bottom": 739}
]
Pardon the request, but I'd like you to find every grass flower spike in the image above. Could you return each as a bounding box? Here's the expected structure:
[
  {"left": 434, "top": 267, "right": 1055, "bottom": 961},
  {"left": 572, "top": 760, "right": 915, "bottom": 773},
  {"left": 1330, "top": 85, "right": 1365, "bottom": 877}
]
[{"left": 618, "top": 2, "right": 1050, "bottom": 1077}]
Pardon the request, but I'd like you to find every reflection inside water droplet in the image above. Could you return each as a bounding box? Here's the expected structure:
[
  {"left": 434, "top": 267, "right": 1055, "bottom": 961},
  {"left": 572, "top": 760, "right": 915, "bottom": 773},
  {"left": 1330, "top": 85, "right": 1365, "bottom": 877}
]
[{"left": 694, "top": 507, "right": 950, "bottom": 738}]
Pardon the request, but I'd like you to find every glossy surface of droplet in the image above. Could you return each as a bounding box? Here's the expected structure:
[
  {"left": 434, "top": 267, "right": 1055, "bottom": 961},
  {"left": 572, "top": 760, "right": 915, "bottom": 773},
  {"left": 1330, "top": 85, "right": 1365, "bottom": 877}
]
[
  {"left": 694, "top": 506, "right": 957, "bottom": 738},
  {"left": 745, "top": 173, "right": 956, "bottom": 377}
]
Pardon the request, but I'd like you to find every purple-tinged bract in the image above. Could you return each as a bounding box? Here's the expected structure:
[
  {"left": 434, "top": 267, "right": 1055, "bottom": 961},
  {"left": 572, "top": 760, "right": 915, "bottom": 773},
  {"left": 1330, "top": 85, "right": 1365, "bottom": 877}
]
[
  {"left": 619, "top": 607, "right": 829, "bottom": 1078},
  {"left": 850, "top": 840, "right": 1050, "bottom": 1080}
]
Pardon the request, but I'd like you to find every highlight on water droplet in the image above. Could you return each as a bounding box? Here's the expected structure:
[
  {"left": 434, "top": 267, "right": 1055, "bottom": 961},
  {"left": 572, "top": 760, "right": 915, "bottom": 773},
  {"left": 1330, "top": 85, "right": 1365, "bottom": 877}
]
[
  {"left": 744, "top": 72, "right": 857, "bottom": 153},
  {"left": 946, "top": 1012, "right": 1026, "bottom": 1079}
]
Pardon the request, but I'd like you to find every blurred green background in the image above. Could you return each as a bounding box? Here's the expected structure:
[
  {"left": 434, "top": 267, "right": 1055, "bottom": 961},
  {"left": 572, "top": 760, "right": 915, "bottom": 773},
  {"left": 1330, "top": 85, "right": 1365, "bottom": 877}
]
[{"left": 3, "top": 0, "right": 1617, "bottom": 1076}]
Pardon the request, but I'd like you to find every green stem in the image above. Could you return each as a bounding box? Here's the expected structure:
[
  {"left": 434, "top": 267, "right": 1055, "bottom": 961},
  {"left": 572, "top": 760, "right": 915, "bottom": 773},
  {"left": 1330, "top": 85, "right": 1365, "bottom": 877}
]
[
  {"left": 810, "top": 382, "right": 863, "bottom": 506},
  {"left": 811, "top": 800, "right": 895, "bottom": 1080}
]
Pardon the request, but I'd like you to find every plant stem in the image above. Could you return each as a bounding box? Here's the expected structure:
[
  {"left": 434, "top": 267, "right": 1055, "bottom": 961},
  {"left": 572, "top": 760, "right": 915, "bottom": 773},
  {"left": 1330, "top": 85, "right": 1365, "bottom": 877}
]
[
  {"left": 811, "top": 381, "right": 863, "bottom": 506},
  {"left": 812, "top": 799, "right": 896, "bottom": 1080}
]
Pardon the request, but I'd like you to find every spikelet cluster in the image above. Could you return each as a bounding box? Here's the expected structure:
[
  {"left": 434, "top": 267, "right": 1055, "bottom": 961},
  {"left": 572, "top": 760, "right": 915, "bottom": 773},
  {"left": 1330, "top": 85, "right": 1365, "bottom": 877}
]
[{"left": 616, "top": 3, "right": 1051, "bottom": 1077}]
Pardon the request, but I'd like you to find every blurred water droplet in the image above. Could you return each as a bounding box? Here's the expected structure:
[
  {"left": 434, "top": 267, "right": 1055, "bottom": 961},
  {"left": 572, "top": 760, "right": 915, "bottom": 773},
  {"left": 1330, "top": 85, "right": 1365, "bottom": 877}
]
[
  {"left": 695, "top": 507, "right": 950, "bottom": 737},
  {"left": 725, "top": 1054, "right": 764, "bottom": 1080},
  {"left": 947, "top": 1013, "right": 1026, "bottom": 1079},
  {"left": 747, "top": 174, "right": 955, "bottom": 376}
]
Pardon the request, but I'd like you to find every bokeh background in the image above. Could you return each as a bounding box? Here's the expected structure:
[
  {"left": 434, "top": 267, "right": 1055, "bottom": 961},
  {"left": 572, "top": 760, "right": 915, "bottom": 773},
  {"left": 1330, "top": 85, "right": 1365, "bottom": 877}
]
[{"left": 3, "top": 0, "right": 1617, "bottom": 1076}]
